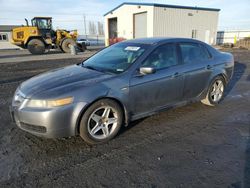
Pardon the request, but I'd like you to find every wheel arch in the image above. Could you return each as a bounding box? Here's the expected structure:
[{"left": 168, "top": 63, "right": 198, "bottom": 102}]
[
  {"left": 201, "top": 72, "right": 228, "bottom": 100},
  {"left": 218, "top": 73, "right": 228, "bottom": 84},
  {"left": 59, "top": 37, "right": 67, "bottom": 46},
  {"left": 75, "top": 97, "right": 129, "bottom": 134},
  {"left": 59, "top": 37, "right": 72, "bottom": 47},
  {"left": 212, "top": 73, "right": 228, "bottom": 85},
  {"left": 25, "top": 36, "right": 46, "bottom": 48},
  {"left": 209, "top": 68, "right": 229, "bottom": 85}
]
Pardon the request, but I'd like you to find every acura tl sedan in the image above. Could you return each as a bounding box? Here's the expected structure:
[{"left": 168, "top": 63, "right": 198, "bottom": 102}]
[{"left": 10, "top": 38, "right": 234, "bottom": 144}]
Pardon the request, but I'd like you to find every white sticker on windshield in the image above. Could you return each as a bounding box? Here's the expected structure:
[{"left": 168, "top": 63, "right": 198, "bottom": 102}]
[
  {"left": 116, "top": 69, "right": 124, "bottom": 72},
  {"left": 125, "top": 46, "right": 140, "bottom": 51}
]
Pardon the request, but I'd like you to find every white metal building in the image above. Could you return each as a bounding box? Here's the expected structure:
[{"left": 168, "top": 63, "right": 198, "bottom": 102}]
[
  {"left": 0, "top": 25, "right": 21, "bottom": 50},
  {"left": 104, "top": 2, "right": 220, "bottom": 46},
  {"left": 217, "top": 30, "right": 250, "bottom": 45}
]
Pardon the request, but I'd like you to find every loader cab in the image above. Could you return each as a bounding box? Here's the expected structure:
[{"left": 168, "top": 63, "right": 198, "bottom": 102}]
[
  {"left": 31, "top": 17, "right": 52, "bottom": 30},
  {"left": 31, "top": 17, "right": 55, "bottom": 39}
]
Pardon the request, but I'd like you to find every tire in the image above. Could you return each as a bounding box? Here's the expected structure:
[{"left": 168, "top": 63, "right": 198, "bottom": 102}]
[
  {"left": 79, "top": 99, "right": 123, "bottom": 145},
  {"left": 61, "top": 38, "right": 76, "bottom": 53},
  {"left": 77, "top": 43, "right": 86, "bottom": 52},
  {"left": 201, "top": 76, "right": 226, "bottom": 106},
  {"left": 27, "top": 39, "right": 45, "bottom": 55}
]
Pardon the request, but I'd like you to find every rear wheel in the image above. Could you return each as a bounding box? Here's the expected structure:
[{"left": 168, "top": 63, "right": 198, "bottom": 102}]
[
  {"left": 201, "top": 76, "right": 225, "bottom": 106},
  {"left": 77, "top": 42, "right": 86, "bottom": 52},
  {"left": 61, "top": 38, "right": 76, "bottom": 53},
  {"left": 27, "top": 39, "right": 45, "bottom": 55},
  {"left": 79, "top": 99, "right": 123, "bottom": 145}
]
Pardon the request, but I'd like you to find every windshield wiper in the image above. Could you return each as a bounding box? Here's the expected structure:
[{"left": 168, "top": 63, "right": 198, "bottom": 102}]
[
  {"left": 82, "top": 64, "right": 99, "bottom": 71},
  {"left": 82, "top": 64, "right": 115, "bottom": 75}
]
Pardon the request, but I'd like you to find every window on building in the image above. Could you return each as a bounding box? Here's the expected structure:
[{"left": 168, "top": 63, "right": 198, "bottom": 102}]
[
  {"left": 191, "top": 30, "right": 197, "bottom": 39},
  {"left": 0, "top": 33, "right": 8, "bottom": 41}
]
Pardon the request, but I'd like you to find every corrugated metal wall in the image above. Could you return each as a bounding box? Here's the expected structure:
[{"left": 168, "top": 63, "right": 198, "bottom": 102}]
[
  {"left": 217, "top": 30, "right": 250, "bottom": 44},
  {"left": 104, "top": 4, "right": 220, "bottom": 45},
  {"left": 0, "top": 32, "right": 21, "bottom": 50},
  {"left": 153, "top": 7, "right": 219, "bottom": 44},
  {"left": 134, "top": 12, "right": 148, "bottom": 38}
]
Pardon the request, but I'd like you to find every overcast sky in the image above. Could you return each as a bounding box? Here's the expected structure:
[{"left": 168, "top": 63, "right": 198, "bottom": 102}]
[{"left": 0, "top": 0, "right": 249, "bottom": 34}]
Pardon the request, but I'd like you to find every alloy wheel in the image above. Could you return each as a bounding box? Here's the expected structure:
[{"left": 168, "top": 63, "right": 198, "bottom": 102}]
[
  {"left": 210, "top": 80, "right": 224, "bottom": 102},
  {"left": 87, "top": 106, "right": 118, "bottom": 140}
]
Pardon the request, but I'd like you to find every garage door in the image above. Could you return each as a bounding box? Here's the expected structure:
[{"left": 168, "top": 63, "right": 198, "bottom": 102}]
[{"left": 134, "top": 12, "right": 147, "bottom": 38}]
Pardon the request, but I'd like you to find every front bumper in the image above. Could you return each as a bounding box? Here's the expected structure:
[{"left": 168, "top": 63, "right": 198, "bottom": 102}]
[{"left": 10, "top": 101, "right": 87, "bottom": 138}]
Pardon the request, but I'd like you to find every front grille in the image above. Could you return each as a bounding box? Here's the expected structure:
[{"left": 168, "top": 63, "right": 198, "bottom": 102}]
[{"left": 20, "top": 122, "right": 47, "bottom": 133}]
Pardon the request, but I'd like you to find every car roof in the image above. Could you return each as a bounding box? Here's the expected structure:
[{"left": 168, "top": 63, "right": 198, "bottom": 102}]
[{"left": 123, "top": 37, "right": 204, "bottom": 45}]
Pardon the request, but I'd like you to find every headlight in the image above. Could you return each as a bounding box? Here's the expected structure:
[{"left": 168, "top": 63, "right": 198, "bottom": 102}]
[{"left": 26, "top": 97, "right": 73, "bottom": 108}]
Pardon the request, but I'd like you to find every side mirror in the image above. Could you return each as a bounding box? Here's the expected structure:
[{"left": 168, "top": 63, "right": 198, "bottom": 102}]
[{"left": 139, "top": 67, "right": 156, "bottom": 75}]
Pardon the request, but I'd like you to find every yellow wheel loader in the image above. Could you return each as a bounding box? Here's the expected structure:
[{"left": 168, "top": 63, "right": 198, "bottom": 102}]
[{"left": 11, "top": 17, "right": 86, "bottom": 55}]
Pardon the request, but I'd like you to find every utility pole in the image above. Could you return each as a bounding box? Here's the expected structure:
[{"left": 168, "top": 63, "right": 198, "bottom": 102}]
[{"left": 83, "top": 14, "right": 87, "bottom": 39}]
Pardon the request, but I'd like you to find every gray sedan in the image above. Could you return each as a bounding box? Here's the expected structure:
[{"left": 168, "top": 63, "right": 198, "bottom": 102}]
[{"left": 10, "top": 38, "right": 234, "bottom": 144}]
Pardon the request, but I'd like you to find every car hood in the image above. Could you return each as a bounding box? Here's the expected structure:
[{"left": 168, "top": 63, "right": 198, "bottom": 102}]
[{"left": 20, "top": 65, "right": 113, "bottom": 98}]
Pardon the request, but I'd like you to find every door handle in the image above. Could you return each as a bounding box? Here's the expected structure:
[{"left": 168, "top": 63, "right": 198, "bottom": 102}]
[
  {"left": 172, "top": 72, "right": 182, "bottom": 78},
  {"left": 206, "top": 65, "right": 212, "bottom": 70}
]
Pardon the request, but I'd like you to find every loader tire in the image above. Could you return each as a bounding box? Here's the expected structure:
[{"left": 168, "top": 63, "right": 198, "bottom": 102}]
[
  {"left": 61, "top": 38, "right": 76, "bottom": 53},
  {"left": 27, "top": 39, "right": 45, "bottom": 55}
]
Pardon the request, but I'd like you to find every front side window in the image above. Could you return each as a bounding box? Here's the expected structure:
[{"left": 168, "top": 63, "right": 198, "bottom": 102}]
[
  {"left": 179, "top": 43, "right": 210, "bottom": 64},
  {"left": 82, "top": 43, "right": 148, "bottom": 74},
  {"left": 142, "top": 43, "right": 178, "bottom": 69}
]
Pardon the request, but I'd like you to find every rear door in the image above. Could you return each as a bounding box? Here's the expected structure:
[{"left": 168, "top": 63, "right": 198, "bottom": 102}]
[
  {"left": 134, "top": 12, "right": 147, "bottom": 38},
  {"left": 129, "top": 43, "right": 185, "bottom": 115},
  {"left": 178, "top": 42, "right": 213, "bottom": 99}
]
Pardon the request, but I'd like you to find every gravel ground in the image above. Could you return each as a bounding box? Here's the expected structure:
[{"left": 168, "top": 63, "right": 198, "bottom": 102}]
[
  {"left": 0, "top": 49, "right": 98, "bottom": 64},
  {"left": 0, "top": 49, "right": 249, "bottom": 188}
]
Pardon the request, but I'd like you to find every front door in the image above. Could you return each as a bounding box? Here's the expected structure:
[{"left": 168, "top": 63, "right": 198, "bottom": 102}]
[{"left": 129, "top": 43, "right": 185, "bottom": 116}]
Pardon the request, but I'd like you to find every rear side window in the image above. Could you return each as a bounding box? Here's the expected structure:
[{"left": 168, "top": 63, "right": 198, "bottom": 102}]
[
  {"left": 142, "top": 43, "right": 178, "bottom": 70},
  {"left": 179, "top": 43, "right": 210, "bottom": 64}
]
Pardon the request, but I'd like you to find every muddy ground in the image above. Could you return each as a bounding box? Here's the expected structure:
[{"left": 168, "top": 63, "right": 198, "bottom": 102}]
[{"left": 0, "top": 49, "right": 249, "bottom": 188}]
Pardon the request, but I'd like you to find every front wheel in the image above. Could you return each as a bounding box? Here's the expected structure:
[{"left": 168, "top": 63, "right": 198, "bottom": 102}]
[
  {"left": 79, "top": 99, "right": 123, "bottom": 145},
  {"left": 201, "top": 76, "right": 225, "bottom": 106},
  {"left": 61, "top": 38, "right": 76, "bottom": 53}
]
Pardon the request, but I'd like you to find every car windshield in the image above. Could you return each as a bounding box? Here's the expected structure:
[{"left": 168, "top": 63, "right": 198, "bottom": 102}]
[{"left": 82, "top": 43, "right": 148, "bottom": 74}]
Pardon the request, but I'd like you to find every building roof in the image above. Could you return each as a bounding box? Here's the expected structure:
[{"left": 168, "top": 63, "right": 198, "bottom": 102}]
[
  {"left": 0, "top": 25, "right": 21, "bottom": 32},
  {"left": 104, "top": 2, "right": 220, "bottom": 16}
]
